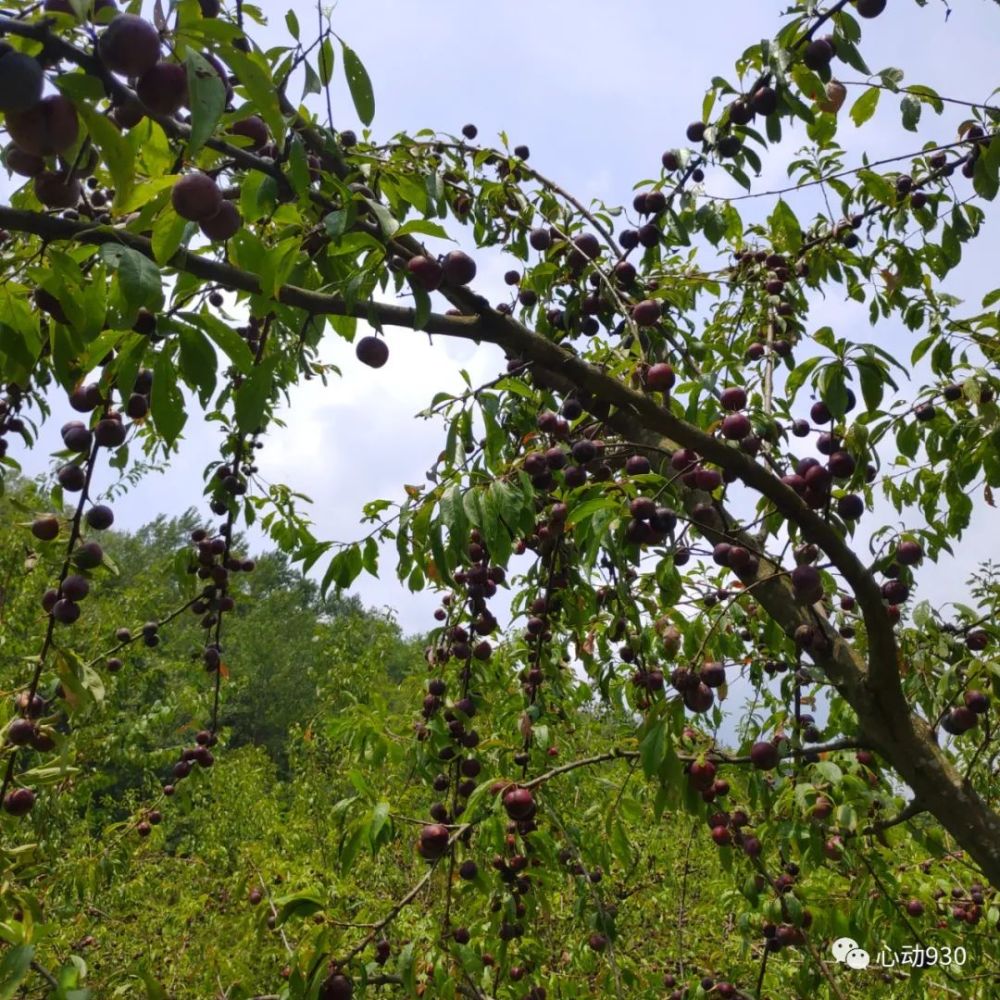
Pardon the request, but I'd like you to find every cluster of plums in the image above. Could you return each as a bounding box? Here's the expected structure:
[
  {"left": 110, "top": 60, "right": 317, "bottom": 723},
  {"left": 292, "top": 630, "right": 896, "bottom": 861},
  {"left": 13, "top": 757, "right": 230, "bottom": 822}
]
[
  {"left": 417, "top": 529, "right": 502, "bottom": 861},
  {"left": 172, "top": 171, "right": 243, "bottom": 241},
  {"left": 2, "top": 688, "right": 58, "bottom": 818},
  {"left": 164, "top": 729, "right": 217, "bottom": 791},
  {"left": 902, "top": 876, "right": 994, "bottom": 928},
  {"left": 5, "top": 696, "right": 55, "bottom": 754},
  {"left": 184, "top": 523, "right": 253, "bottom": 634},
  {"left": 207, "top": 436, "right": 262, "bottom": 516},
  {"left": 404, "top": 249, "right": 478, "bottom": 292},
  {"left": 33, "top": 378, "right": 146, "bottom": 629}
]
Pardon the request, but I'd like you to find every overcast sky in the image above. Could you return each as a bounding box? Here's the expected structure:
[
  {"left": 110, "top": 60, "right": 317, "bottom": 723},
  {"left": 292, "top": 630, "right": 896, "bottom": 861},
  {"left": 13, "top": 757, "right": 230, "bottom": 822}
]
[{"left": 7, "top": 0, "right": 1000, "bottom": 637}]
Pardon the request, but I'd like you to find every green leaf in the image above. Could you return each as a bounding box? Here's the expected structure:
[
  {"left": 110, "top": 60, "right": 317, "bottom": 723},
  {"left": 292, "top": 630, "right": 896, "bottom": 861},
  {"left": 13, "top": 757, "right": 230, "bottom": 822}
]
[
  {"left": 177, "top": 326, "right": 218, "bottom": 405},
  {"left": 857, "top": 169, "right": 895, "bottom": 204},
  {"left": 324, "top": 208, "right": 351, "bottom": 237},
  {"left": 134, "top": 964, "right": 167, "bottom": 1000},
  {"left": 769, "top": 199, "right": 802, "bottom": 248},
  {"left": 973, "top": 147, "right": 1000, "bottom": 201},
  {"left": 274, "top": 889, "right": 325, "bottom": 925},
  {"left": 897, "top": 419, "right": 920, "bottom": 460},
  {"left": 369, "top": 800, "right": 390, "bottom": 850},
  {"left": 480, "top": 482, "right": 513, "bottom": 565},
  {"left": 151, "top": 207, "right": 191, "bottom": 265},
  {"left": 366, "top": 199, "right": 399, "bottom": 238},
  {"left": 340, "top": 40, "right": 375, "bottom": 126},
  {"left": 225, "top": 47, "right": 285, "bottom": 144},
  {"left": 566, "top": 496, "right": 617, "bottom": 528},
  {"left": 900, "top": 94, "right": 922, "bottom": 131},
  {"left": 812, "top": 761, "right": 843, "bottom": 784},
  {"left": 785, "top": 354, "right": 821, "bottom": 397},
  {"left": 75, "top": 102, "right": 134, "bottom": 208},
  {"left": 99, "top": 246, "right": 163, "bottom": 317},
  {"left": 396, "top": 219, "right": 450, "bottom": 240},
  {"left": 187, "top": 311, "right": 255, "bottom": 373},
  {"left": 0, "top": 944, "right": 33, "bottom": 1000},
  {"left": 638, "top": 722, "right": 665, "bottom": 777},
  {"left": 150, "top": 348, "right": 187, "bottom": 446},
  {"left": 16, "top": 764, "right": 82, "bottom": 786},
  {"left": 318, "top": 37, "right": 335, "bottom": 87},
  {"left": 849, "top": 87, "right": 880, "bottom": 127},
  {"left": 857, "top": 358, "right": 886, "bottom": 410},
  {"left": 321, "top": 544, "right": 364, "bottom": 593},
  {"left": 185, "top": 50, "right": 227, "bottom": 156},
  {"left": 234, "top": 357, "right": 278, "bottom": 434},
  {"left": 412, "top": 284, "right": 430, "bottom": 332}
]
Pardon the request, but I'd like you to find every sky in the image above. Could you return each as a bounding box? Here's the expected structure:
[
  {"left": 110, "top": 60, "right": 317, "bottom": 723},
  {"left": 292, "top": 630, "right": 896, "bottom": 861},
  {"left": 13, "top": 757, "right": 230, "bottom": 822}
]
[{"left": 5, "top": 0, "right": 1000, "bottom": 639}]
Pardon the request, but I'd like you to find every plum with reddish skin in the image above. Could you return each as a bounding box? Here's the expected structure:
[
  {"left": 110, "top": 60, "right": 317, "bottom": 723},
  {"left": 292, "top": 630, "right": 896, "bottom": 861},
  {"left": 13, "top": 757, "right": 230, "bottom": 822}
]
[
  {"left": 60, "top": 575, "right": 90, "bottom": 602},
  {"left": 417, "top": 823, "right": 450, "bottom": 860},
  {"left": 942, "top": 707, "right": 978, "bottom": 735},
  {"left": 7, "top": 718, "right": 35, "bottom": 746},
  {"left": 721, "top": 413, "right": 751, "bottom": 440},
  {"left": 503, "top": 787, "right": 535, "bottom": 820},
  {"left": 172, "top": 172, "right": 223, "bottom": 221},
  {"left": 750, "top": 741, "right": 779, "bottom": 770},
  {"left": 4, "top": 145, "right": 45, "bottom": 177},
  {"left": 57, "top": 464, "right": 86, "bottom": 492},
  {"left": 684, "top": 682, "right": 714, "bottom": 713},
  {"left": 200, "top": 201, "right": 243, "bottom": 241},
  {"left": 61, "top": 421, "right": 92, "bottom": 453},
  {"left": 711, "top": 825, "right": 732, "bottom": 846},
  {"left": 320, "top": 974, "right": 353, "bottom": 1000},
  {"left": 645, "top": 363, "right": 675, "bottom": 392},
  {"left": 95, "top": 418, "right": 127, "bottom": 448},
  {"left": 569, "top": 232, "right": 600, "bottom": 267},
  {"left": 52, "top": 598, "right": 80, "bottom": 624},
  {"left": 442, "top": 250, "right": 477, "bottom": 285},
  {"left": 803, "top": 38, "right": 834, "bottom": 71},
  {"left": 406, "top": 255, "right": 444, "bottom": 290},
  {"left": 625, "top": 454, "right": 651, "bottom": 476},
  {"left": 720, "top": 386, "right": 747, "bottom": 411},
  {"left": 966, "top": 629, "right": 989, "bottom": 651},
  {"left": 964, "top": 690, "right": 989, "bottom": 714},
  {"left": 6, "top": 95, "right": 79, "bottom": 157},
  {"left": 99, "top": 14, "right": 161, "bottom": 78},
  {"left": 3, "top": 787, "right": 35, "bottom": 816},
  {"left": 751, "top": 86, "right": 778, "bottom": 115},
  {"left": 686, "top": 122, "right": 706, "bottom": 142},
  {"left": 73, "top": 542, "right": 104, "bottom": 569},
  {"left": 86, "top": 505, "right": 114, "bottom": 530},
  {"left": 31, "top": 516, "right": 60, "bottom": 541},
  {"left": 632, "top": 299, "right": 661, "bottom": 326},
  {"left": 137, "top": 62, "right": 188, "bottom": 115},
  {"left": 837, "top": 494, "right": 864, "bottom": 520},
  {"left": 34, "top": 171, "right": 81, "bottom": 208},
  {"left": 356, "top": 336, "right": 389, "bottom": 368},
  {"left": 231, "top": 115, "right": 268, "bottom": 150}
]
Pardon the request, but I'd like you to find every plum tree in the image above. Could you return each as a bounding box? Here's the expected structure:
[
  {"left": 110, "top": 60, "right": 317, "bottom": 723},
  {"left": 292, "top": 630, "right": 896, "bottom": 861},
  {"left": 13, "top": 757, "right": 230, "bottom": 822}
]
[{"left": 0, "top": 0, "right": 999, "bottom": 997}]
